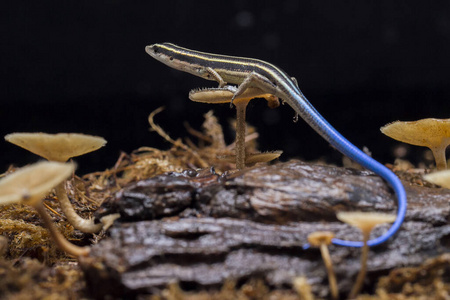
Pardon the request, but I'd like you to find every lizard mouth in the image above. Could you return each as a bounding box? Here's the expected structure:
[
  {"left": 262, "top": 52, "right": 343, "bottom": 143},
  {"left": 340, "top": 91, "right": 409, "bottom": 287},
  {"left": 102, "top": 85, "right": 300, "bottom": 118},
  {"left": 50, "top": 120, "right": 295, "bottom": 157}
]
[{"left": 145, "top": 45, "right": 159, "bottom": 57}]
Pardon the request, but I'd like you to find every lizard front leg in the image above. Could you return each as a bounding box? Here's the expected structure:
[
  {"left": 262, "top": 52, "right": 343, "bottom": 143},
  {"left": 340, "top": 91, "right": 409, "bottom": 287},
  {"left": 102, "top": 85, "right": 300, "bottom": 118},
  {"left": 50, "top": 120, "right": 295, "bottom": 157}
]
[{"left": 206, "top": 67, "right": 227, "bottom": 87}]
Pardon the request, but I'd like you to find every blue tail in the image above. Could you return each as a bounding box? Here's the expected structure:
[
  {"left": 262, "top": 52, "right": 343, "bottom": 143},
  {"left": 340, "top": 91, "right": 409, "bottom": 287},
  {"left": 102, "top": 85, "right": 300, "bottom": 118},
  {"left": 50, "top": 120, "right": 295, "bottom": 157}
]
[{"left": 291, "top": 92, "right": 407, "bottom": 248}]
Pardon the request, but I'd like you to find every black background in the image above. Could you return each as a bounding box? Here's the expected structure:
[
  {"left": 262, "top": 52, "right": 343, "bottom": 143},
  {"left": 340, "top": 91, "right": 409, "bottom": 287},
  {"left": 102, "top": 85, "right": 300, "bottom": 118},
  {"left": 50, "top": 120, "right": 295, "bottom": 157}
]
[{"left": 2, "top": 1, "right": 449, "bottom": 174}]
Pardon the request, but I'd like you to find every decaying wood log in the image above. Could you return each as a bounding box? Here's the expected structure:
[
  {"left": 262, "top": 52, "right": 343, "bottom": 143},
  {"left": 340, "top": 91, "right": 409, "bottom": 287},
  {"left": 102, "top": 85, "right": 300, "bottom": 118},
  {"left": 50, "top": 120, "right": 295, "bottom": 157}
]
[{"left": 82, "top": 161, "right": 450, "bottom": 299}]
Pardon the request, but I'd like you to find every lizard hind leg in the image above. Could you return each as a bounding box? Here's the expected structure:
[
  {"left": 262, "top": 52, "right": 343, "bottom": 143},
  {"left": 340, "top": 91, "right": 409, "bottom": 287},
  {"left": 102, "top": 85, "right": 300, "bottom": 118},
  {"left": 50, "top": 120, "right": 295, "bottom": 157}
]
[
  {"left": 230, "top": 71, "right": 278, "bottom": 107},
  {"left": 291, "top": 76, "right": 299, "bottom": 88}
]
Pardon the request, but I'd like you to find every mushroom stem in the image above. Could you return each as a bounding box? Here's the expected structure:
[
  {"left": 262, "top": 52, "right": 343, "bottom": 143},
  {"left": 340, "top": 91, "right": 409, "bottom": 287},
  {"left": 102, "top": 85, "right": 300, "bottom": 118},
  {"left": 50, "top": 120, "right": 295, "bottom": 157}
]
[
  {"left": 55, "top": 182, "right": 103, "bottom": 233},
  {"left": 431, "top": 145, "right": 448, "bottom": 170},
  {"left": 34, "top": 201, "right": 90, "bottom": 257},
  {"left": 320, "top": 243, "right": 339, "bottom": 300},
  {"left": 293, "top": 277, "right": 314, "bottom": 300},
  {"left": 348, "top": 231, "right": 370, "bottom": 299},
  {"left": 235, "top": 99, "right": 250, "bottom": 170}
]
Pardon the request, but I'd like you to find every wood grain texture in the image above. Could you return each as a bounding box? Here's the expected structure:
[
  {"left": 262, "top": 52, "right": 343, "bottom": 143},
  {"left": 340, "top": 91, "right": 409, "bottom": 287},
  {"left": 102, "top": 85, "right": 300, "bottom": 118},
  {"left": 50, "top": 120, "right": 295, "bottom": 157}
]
[{"left": 83, "top": 161, "right": 450, "bottom": 298}]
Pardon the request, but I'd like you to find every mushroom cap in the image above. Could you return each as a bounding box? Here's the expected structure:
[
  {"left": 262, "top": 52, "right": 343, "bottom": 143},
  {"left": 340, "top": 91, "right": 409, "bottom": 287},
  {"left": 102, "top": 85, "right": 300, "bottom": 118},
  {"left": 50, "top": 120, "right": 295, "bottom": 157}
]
[
  {"left": 5, "top": 132, "right": 107, "bottom": 162},
  {"left": 0, "top": 161, "right": 75, "bottom": 206},
  {"left": 307, "top": 231, "right": 335, "bottom": 246},
  {"left": 218, "top": 151, "right": 283, "bottom": 165},
  {"left": 189, "top": 87, "right": 279, "bottom": 108},
  {"left": 336, "top": 212, "right": 396, "bottom": 233},
  {"left": 423, "top": 170, "right": 450, "bottom": 189},
  {"left": 380, "top": 118, "right": 450, "bottom": 148},
  {"left": 244, "top": 151, "right": 283, "bottom": 164}
]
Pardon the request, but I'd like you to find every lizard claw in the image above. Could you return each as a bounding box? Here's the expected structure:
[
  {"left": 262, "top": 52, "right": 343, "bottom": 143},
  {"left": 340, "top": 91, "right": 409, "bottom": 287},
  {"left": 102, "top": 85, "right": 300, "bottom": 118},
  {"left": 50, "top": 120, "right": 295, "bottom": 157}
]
[{"left": 230, "top": 96, "right": 235, "bottom": 108}]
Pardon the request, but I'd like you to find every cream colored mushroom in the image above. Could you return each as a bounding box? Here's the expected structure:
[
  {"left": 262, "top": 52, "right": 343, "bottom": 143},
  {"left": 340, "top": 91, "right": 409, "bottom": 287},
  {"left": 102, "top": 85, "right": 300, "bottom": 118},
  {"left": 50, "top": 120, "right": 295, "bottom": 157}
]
[
  {"left": 337, "top": 212, "right": 396, "bottom": 299},
  {"left": 292, "top": 276, "right": 314, "bottom": 300},
  {"left": 0, "top": 161, "right": 89, "bottom": 257},
  {"left": 5, "top": 132, "right": 107, "bottom": 233},
  {"left": 218, "top": 151, "right": 283, "bottom": 167},
  {"left": 380, "top": 118, "right": 450, "bottom": 170},
  {"left": 189, "top": 87, "right": 280, "bottom": 170},
  {"left": 189, "top": 86, "right": 279, "bottom": 108},
  {"left": 307, "top": 231, "right": 338, "bottom": 300},
  {"left": 5, "top": 132, "right": 106, "bottom": 162},
  {"left": 423, "top": 170, "right": 450, "bottom": 189}
]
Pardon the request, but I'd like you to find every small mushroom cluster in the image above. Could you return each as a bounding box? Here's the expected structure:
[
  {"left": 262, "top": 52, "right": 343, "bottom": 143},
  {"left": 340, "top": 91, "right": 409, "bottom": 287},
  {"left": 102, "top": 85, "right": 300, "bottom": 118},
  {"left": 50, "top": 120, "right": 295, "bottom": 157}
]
[
  {"left": 304, "top": 212, "right": 396, "bottom": 299},
  {"left": 1, "top": 132, "right": 119, "bottom": 257}
]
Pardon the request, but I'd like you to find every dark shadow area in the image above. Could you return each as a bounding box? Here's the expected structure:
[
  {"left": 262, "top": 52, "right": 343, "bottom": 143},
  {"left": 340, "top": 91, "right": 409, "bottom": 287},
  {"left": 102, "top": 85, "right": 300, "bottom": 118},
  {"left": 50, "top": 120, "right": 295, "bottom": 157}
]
[{"left": 3, "top": 1, "right": 449, "bottom": 174}]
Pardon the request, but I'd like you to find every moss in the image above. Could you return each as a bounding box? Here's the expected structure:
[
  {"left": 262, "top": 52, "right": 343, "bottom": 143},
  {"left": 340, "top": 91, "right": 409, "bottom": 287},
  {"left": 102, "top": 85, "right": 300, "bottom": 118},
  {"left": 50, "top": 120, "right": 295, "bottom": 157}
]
[
  {"left": 150, "top": 279, "right": 299, "bottom": 300},
  {"left": 0, "top": 204, "right": 78, "bottom": 262},
  {"left": 0, "top": 257, "right": 85, "bottom": 299}
]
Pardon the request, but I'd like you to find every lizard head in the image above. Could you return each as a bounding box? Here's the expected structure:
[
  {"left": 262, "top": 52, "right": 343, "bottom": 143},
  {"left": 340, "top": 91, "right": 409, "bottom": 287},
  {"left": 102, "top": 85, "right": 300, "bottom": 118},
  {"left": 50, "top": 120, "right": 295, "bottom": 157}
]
[{"left": 145, "top": 43, "right": 212, "bottom": 81}]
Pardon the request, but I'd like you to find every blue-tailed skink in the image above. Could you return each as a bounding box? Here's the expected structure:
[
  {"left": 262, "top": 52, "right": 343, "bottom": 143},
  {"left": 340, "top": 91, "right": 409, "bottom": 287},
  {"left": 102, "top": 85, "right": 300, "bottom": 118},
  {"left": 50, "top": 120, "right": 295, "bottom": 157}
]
[{"left": 146, "top": 43, "right": 407, "bottom": 248}]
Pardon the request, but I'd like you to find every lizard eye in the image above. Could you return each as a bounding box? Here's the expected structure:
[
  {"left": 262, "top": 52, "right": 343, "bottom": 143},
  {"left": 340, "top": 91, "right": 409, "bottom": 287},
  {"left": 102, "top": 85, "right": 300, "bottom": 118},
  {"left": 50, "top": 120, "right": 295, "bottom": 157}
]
[{"left": 169, "top": 56, "right": 174, "bottom": 61}]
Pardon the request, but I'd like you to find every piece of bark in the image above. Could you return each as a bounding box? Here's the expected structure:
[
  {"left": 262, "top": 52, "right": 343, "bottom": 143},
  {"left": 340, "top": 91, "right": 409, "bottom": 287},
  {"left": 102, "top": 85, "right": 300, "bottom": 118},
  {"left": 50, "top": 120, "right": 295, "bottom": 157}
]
[
  {"left": 96, "top": 167, "right": 223, "bottom": 221},
  {"left": 84, "top": 161, "right": 450, "bottom": 298}
]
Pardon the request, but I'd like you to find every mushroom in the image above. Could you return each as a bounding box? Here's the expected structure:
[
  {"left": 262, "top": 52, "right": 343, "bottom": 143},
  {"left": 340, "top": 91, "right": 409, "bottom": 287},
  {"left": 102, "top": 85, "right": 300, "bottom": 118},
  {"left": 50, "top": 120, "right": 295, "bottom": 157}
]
[
  {"left": 307, "top": 231, "right": 338, "bottom": 300},
  {"left": 218, "top": 151, "right": 283, "bottom": 166},
  {"left": 336, "top": 212, "right": 396, "bottom": 299},
  {"left": 5, "top": 132, "right": 107, "bottom": 233},
  {"left": 189, "top": 87, "right": 280, "bottom": 169},
  {"left": 380, "top": 118, "right": 450, "bottom": 170},
  {"left": 0, "top": 161, "right": 89, "bottom": 257},
  {"left": 292, "top": 276, "right": 314, "bottom": 300},
  {"left": 423, "top": 170, "right": 450, "bottom": 189}
]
